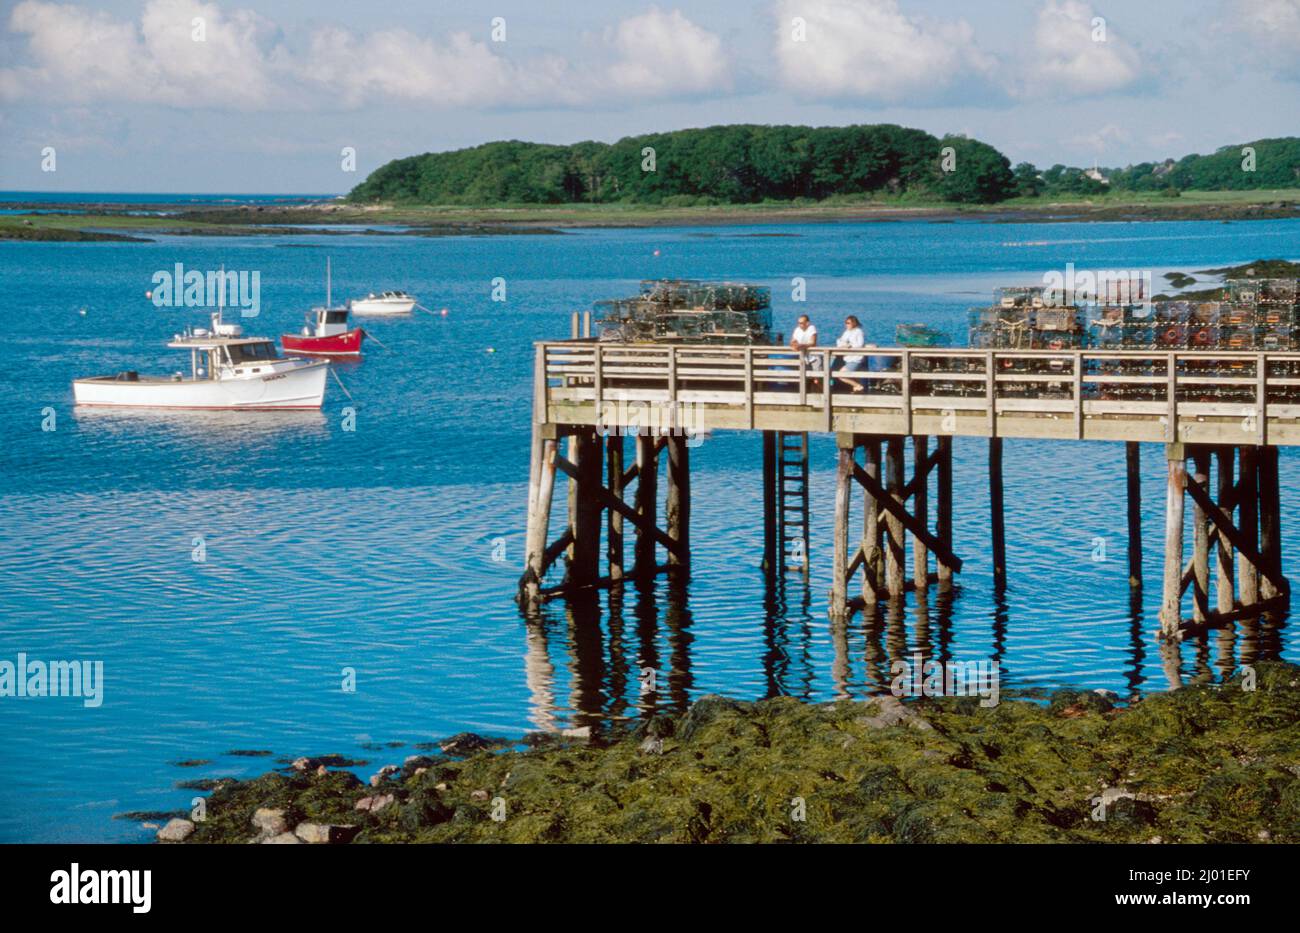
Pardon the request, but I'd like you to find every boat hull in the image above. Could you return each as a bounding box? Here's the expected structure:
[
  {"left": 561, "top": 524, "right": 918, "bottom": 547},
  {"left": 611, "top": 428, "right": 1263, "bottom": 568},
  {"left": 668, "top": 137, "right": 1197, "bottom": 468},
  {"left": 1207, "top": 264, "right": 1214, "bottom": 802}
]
[
  {"left": 350, "top": 298, "right": 415, "bottom": 315},
  {"left": 73, "top": 362, "right": 329, "bottom": 410},
  {"left": 281, "top": 328, "right": 365, "bottom": 356}
]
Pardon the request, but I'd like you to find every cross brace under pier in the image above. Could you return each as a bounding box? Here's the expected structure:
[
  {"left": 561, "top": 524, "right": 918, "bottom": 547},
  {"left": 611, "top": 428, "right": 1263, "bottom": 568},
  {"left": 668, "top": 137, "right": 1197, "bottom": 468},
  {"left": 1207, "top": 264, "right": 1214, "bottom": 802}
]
[
  {"left": 828, "top": 433, "right": 961, "bottom": 621},
  {"left": 1159, "top": 442, "right": 1289, "bottom": 637},
  {"left": 519, "top": 424, "right": 690, "bottom": 607}
]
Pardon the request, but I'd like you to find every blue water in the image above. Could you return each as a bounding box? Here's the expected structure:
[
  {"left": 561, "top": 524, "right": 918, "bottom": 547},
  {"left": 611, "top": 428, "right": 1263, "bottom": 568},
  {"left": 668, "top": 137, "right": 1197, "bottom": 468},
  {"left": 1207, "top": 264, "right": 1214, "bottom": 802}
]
[{"left": 1, "top": 216, "right": 1297, "bottom": 842}]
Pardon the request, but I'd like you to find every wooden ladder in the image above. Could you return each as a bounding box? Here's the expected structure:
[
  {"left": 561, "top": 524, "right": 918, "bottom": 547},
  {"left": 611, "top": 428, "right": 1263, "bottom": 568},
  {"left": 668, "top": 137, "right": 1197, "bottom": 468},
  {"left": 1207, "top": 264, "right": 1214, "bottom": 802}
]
[{"left": 777, "top": 431, "right": 810, "bottom": 579}]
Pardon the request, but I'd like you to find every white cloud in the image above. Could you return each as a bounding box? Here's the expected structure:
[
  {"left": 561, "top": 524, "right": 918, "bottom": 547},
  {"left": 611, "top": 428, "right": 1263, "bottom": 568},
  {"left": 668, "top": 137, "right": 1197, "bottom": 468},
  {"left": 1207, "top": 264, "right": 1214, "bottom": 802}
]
[
  {"left": 1233, "top": 0, "right": 1300, "bottom": 78},
  {"left": 3, "top": 0, "right": 284, "bottom": 108},
  {"left": 1, "top": 1, "right": 731, "bottom": 110},
  {"left": 773, "top": 0, "right": 995, "bottom": 103},
  {"left": 604, "top": 8, "right": 730, "bottom": 96},
  {"left": 1020, "top": 1, "right": 1144, "bottom": 97},
  {"left": 303, "top": 26, "right": 578, "bottom": 108}
]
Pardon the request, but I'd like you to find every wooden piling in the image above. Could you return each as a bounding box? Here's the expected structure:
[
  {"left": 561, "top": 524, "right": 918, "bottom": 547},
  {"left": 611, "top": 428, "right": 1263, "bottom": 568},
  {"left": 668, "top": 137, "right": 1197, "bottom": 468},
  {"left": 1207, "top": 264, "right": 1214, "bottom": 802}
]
[
  {"left": 521, "top": 436, "right": 558, "bottom": 604},
  {"left": 862, "top": 438, "right": 882, "bottom": 605},
  {"left": 936, "top": 436, "right": 953, "bottom": 591},
  {"left": 666, "top": 434, "right": 691, "bottom": 569},
  {"left": 831, "top": 441, "right": 854, "bottom": 620},
  {"left": 761, "top": 431, "right": 777, "bottom": 574},
  {"left": 1215, "top": 446, "right": 1235, "bottom": 616},
  {"left": 568, "top": 430, "right": 603, "bottom": 587},
  {"left": 1125, "top": 441, "right": 1142, "bottom": 588},
  {"left": 989, "top": 437, "right": 1006, "bottom": 585},
  {"left": 1190, "top": 448, "right": 1210, "bottom": 623},
  {"left": 1160, "top": 444, "right": 1187, "bottom": 635},
  {"left": 1259, "top": 445, "right": 1282, "bottom": 601},
  {"left": 634, "top": 434, "right": 659, "bottom": 577},
  {"left": 1239, "top": 445, "right": 1260, "bottom": 606},
  {"left": 885, "top": 437, "right": 906, "bottom": 597},
  {"left": 607, "top": 433, "right": 624, "bottom": 581},
  {"left": 912, "top": 435, "right": 929, "bottom": 596}
]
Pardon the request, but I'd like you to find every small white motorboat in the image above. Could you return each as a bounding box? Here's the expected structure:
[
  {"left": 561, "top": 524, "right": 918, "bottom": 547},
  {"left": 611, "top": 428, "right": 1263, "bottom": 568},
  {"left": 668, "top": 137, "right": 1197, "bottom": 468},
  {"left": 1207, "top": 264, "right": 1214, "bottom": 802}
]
[
  {"left": 74, "top": 313, "right": 329, "bottom": 410},
  {"left": 349, "top": 290, "right": 417, "bottom": 315}
]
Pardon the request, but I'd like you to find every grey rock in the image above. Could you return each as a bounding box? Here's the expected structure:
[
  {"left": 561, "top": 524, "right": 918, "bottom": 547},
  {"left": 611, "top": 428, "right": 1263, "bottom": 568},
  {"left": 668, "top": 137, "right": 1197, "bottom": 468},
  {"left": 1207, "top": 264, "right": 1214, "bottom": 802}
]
[
  {"left": 251, "top": 807, "right": 287, "bottom": 836},
  {"left": 856, "top": 695, "right": 933, "bottom": 731},
  {"left": 355, "top": 793, "right": 395, "bottom": 813},
  {"left": 262, "top": 831, "right": 302, "bottom": 844},
  {"left": 294, "top": 822, "right": 360, "bottom": 844},
  {"left": 157, "top": 818, "right": 195, "bottom": 843}
]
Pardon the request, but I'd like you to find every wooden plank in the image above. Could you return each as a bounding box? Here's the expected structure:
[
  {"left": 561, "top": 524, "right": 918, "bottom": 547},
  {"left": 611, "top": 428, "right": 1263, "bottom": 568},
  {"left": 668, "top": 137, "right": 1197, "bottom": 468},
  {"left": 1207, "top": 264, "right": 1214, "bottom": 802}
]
[
  {"left": 744, "top": 347, "right": 754, "bottom": 429},
  {"left": 1165, "top": 354, "right": 1177, "bottom": 443},
  {"left": 902, "top": 352, "right": 913, "bottom": 436}
]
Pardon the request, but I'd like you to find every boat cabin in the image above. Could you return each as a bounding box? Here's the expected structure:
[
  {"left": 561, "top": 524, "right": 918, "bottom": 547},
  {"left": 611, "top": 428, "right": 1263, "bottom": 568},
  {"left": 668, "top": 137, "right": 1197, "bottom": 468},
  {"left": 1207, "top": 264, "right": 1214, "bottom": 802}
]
[
  {"left": 167, "top": 332, "right": 287, "bottom": 380},
  {"left": 306, "top": 306, "right": 351, "bottom": 338}
]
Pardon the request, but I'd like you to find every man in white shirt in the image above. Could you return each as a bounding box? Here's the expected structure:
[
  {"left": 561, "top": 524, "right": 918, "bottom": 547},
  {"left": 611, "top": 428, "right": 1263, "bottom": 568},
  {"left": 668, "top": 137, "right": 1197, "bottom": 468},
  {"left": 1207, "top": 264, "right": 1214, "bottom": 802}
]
[{"left": 789, "top": 314, "right": 822, "bottom": 372}]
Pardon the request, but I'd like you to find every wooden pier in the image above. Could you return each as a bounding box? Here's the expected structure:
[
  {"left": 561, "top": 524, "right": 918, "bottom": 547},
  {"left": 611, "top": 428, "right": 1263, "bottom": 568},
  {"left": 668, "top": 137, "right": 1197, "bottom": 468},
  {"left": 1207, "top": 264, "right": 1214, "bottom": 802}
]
[{"left": 520, "top": 342, "right": 1295, "bottom": 637}]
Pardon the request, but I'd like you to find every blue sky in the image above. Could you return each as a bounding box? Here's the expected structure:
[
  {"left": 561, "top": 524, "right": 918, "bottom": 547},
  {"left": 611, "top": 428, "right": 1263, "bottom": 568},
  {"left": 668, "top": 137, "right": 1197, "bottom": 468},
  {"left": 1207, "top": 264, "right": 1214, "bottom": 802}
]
[{"left": 1, "top": 0, "right": 1296, "bottom": 193}]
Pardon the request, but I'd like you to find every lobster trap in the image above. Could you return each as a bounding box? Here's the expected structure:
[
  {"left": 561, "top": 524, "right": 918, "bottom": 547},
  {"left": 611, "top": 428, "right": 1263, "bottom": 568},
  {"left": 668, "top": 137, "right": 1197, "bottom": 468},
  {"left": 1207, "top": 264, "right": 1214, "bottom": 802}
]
[{"left": 594, "top": 279, "right": 774, "bottom": 344}]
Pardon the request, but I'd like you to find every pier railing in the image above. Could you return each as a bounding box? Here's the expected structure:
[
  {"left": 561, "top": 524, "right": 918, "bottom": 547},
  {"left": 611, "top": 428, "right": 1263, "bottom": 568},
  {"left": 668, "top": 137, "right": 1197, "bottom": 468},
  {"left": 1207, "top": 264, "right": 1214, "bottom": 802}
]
[{"left": 537, "top": 341, "right": 1300, "bottom": 445}]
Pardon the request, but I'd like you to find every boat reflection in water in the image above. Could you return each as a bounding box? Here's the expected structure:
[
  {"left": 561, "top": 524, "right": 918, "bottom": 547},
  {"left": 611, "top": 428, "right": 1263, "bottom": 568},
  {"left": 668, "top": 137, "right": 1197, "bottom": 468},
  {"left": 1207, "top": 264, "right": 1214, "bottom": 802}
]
[{"left": 519, "top": 569, "right": 1290, "bottom": 733}]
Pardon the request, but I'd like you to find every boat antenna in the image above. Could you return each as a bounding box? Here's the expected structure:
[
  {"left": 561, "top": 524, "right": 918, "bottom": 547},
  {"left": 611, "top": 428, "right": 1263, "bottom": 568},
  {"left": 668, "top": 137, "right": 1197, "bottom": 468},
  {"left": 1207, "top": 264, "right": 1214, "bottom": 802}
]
[{"left": 214, "top": 262, "right": 225, "bottom": 329}]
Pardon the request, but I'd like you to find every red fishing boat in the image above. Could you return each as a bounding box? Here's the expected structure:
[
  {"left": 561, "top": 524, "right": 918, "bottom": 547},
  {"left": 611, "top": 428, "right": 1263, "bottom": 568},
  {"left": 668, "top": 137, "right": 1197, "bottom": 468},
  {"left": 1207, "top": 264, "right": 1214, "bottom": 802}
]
[{"left": 281, "top": 259, "right": 366, "bottom": 357}]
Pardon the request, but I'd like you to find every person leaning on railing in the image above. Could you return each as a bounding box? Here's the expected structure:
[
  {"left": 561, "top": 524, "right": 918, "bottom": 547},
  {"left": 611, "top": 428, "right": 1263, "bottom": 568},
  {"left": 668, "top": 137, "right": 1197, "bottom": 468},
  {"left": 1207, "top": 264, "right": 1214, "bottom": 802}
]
[{"left": 833, "top": 315, "right": 868, "bottom": 393}]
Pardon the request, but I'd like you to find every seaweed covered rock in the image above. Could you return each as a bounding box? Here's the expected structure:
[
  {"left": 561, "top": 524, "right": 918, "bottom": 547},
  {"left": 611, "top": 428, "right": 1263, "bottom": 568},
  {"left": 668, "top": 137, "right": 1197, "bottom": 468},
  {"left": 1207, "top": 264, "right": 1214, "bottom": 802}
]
[{"left": 163, "top": 662, "right": 1300, "bottom": 844}]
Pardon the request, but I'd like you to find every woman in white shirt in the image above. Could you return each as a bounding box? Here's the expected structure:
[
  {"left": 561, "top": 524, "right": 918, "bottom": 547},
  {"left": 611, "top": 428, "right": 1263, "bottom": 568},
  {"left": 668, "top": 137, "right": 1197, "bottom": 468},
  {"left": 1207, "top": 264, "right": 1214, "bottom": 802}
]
[{"left": 834, "top": 315, "right": 869, "bottom": 392}]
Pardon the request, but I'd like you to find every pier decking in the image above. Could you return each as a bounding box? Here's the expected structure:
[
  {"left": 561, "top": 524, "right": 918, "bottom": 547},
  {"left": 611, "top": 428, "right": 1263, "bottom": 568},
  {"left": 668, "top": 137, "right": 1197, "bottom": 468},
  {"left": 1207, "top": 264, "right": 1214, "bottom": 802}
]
[{"left": 521, "top": 341, "right": 1295, "bottom": 638}]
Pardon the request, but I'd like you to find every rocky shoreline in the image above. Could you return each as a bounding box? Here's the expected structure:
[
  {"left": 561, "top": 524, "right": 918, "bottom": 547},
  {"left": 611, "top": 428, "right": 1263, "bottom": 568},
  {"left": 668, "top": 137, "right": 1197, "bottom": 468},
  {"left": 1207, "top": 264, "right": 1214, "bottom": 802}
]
[
  {"left": 5, "top": 194, "right": 1299, "bottom": 243},
  {"left": 152, "top": 662, "right": 1300, "bottom": 844}
]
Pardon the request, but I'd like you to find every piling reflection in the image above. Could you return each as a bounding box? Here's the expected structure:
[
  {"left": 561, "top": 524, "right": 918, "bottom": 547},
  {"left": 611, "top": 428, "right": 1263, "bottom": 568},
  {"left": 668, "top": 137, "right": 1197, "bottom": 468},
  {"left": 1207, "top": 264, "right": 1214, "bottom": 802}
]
[
  {"left": 760, "top": 574, "right": 815, "bottom": 701},
  {"left": 519, "top": 562, "right": 1290, "bottom": 734}
]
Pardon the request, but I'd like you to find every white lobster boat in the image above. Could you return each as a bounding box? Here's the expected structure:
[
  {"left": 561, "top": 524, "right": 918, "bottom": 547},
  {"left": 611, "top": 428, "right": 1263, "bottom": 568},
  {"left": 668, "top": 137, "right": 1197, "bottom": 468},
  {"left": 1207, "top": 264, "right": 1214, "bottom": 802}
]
[
  {"left": 73, "top": 314, "right": 329, "bottom": 410},
  {"left": 349, "top": 290, "right": 417, "bottom": 315}
]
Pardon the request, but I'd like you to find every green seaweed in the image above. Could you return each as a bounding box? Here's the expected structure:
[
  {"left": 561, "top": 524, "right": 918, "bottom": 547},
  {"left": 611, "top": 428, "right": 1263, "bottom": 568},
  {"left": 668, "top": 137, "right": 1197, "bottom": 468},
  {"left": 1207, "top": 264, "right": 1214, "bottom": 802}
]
[{"left": 168, "top": 662, "right": 1300, "bottom": 844}]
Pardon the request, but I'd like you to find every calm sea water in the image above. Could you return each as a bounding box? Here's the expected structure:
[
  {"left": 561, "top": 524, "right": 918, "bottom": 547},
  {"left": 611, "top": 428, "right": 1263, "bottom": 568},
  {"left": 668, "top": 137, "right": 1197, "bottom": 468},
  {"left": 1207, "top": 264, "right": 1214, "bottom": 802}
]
[{"left": 1, "top": 216, "right": 1297, "bottom": 842}]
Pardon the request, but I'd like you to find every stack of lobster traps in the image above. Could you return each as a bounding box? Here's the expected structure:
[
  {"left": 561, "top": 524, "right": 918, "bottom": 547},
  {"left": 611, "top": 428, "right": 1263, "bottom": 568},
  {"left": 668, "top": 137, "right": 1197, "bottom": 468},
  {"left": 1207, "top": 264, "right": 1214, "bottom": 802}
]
[
  {"left": 969, "top": 277, "right": 1300, "bottom": 403},
  {"left": 594, "top": 279, "right": 774, "bottom": 344},
  {"left": 968, "top": 287, "right": 1086, "bottom": 398}
]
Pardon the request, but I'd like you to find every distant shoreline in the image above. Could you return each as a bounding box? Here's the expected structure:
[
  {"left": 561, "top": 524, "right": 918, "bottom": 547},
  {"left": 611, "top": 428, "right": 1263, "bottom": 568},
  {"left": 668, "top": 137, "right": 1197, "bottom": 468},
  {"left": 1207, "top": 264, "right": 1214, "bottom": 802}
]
[{"left": 3, "top": 190, "right": 1298, "bottom": 242}]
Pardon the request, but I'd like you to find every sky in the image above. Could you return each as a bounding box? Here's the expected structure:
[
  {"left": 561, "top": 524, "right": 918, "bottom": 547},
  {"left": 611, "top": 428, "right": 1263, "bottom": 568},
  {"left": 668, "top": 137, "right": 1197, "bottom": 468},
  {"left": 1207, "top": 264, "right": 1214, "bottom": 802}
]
[{"left": 0, "top": 0, "right": 1297, "bottom": 194}]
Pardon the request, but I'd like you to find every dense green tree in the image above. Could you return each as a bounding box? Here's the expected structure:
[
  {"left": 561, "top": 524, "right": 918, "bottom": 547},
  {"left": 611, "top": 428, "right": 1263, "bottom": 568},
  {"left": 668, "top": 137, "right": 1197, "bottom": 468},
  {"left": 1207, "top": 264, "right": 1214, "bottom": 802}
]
[
  {"left": 930, "top": 136, "right": 1015, "bottom": 203},
  {"left": 347, "top": 128, "right": 1299, "bottom": 206}
]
